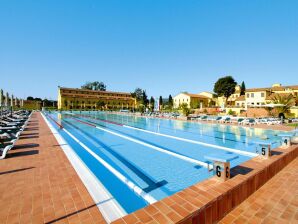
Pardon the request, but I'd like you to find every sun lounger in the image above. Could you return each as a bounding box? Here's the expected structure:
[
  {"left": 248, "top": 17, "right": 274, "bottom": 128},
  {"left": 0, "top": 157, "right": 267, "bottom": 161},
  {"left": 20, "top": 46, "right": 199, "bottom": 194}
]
[
  {"left": 223, "top": 117, "right": 231, "bottom": 123},
  {"left": 215, "top": 117, "right": 222, "bottom": 123},
  {"left": 199, "top": 116, "right": 208, "bottom": 121},
  {"left": 0, "top": 144, "right": 14, "bottom": 159}
]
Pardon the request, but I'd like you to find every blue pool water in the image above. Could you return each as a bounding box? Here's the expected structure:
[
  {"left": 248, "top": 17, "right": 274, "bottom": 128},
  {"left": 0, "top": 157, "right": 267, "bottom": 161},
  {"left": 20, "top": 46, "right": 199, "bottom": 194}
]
[{"left": 44, "top": 111, "right": 289, "bottom": 214}]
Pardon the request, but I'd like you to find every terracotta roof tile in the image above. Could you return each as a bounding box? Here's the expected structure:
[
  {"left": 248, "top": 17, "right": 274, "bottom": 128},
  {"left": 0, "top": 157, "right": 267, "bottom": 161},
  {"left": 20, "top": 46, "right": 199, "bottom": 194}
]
[
  {"left": 181, "top": 93, "right": 209, "bottom": 98},
  {"left": 235, "top": 95, "right": 245, "bottom": 101}
]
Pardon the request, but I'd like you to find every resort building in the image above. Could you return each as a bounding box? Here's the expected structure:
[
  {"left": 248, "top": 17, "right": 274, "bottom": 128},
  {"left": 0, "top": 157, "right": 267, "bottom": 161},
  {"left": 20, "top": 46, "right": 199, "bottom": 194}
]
[
  {"left": 227, "top": 83, "right": 298, "bottom": 116},
  {"left": 239, "top": 83, "right": 298, "bottom": 107},
  {"left": 57, "top": 87, "right": 136, "bottom": 110},
  {"left": 173, "top": 92, "right": 214, "bottom": 109},
  {"left": 217, "top": 85, "right": 242, "bottom": 107}
]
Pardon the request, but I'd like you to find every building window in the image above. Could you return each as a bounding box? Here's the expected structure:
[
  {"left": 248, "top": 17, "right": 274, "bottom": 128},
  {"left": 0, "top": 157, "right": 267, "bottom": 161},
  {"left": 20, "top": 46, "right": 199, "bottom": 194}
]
[
  {"left": 251, "top": 93, "right": 254, "bottom": 98},
  {"left": 247, "top": 93, "right": 249, "bottom": 98},
  {"left": 261, "top": 93, "right": 264, "bottom": 97}
]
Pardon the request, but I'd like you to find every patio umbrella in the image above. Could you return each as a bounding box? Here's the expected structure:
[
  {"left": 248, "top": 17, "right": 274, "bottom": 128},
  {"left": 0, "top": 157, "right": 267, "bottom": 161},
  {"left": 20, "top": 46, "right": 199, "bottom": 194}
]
[
  {"left": 264, "top": 103, "right": 285, "bottom": 108},
  {"left": 15, "top": 97, "right": 18, "bottom": 106},
  {"left": 0, "top": 89, "right": 3, "bottom": 107},
  {"left": 21, "top": 99, "right": 24, "bottom": 107},
  {"left": 11, "top": 94, "right": 14, "bottom": 107},
  {"left": 5, "top": 92, "right": 9, "bottom": 107}
]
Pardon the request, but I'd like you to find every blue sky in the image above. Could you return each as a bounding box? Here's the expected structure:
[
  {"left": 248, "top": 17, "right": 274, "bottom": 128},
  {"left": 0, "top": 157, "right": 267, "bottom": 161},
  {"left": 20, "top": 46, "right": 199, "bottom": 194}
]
[{"left": 1, "top": 0, "right": 297, "bottom": 100}]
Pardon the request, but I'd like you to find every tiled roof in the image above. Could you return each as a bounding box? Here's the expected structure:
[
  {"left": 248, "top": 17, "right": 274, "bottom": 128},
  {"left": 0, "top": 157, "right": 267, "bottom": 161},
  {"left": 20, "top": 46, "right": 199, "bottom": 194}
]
[
  {"left": 246, "top": 88, "right": 270, "bottom": 92},
  {"left": 246, "top": 85, "right": 298, "bottom": 92},
  {"left": 181, "top": 93, "right": 209, "bottom": 98},
  {"left": 235, "top": 95, "right": 245, "bottom": 101}
]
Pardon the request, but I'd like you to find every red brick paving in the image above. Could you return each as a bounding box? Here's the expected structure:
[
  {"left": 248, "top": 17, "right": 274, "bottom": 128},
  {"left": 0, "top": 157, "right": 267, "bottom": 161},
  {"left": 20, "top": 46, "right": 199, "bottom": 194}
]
[
  {"left": 0, "top": 112, "right": 106, "bottom": 224},
  {"left": 219, "top": 156, "right": 298, "bottom": 224}
]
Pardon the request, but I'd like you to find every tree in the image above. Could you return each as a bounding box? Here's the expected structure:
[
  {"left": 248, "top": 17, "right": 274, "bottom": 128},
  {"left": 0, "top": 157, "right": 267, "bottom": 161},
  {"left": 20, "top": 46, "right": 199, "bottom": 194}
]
[
  {"left": 27, "top": 96, "right": 34, "bottom": 101},
  {"left": 240, "top": 81, "right": 246, "bottom": 95},
  {"left": 213, "top": 76, "right": 237, "bottom": 103},
  {"left": 190, "top": 101, "right": 199, "bottom": 109},
  {"left": 179, "top": 103, "right": 190, "bottom": 116},
  {"left": 269, "top": 93, "right": 295, "bottom": 118},
  {"left": 131, "top": 88, "right": 143, "bottom": 102},
  {"left": 149, "top": 97, "right": 155, "bottom": 111},
  {"left": 81, "top": 81, "right": 106, "bottom": 91},
  {"left": 159, "top": 96, "right": 163, "bottom": 110},
  {"left": 142, "top": 90, "right": 149, "bottom": 107},
  {"left": 35, "top": 98, "right": 42, "bottom": 102},
  {"left": 97, "top": 101, "right": 106, "bottom": 110},
  {"left": 168, "top": 94, "right": 173, "bottom": 109}
]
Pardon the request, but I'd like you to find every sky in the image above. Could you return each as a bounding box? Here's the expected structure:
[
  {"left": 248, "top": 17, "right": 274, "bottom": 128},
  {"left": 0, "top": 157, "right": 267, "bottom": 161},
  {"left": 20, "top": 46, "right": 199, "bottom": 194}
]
[{"left": 1, "top": 0, "right": 298, "bottom": 100}]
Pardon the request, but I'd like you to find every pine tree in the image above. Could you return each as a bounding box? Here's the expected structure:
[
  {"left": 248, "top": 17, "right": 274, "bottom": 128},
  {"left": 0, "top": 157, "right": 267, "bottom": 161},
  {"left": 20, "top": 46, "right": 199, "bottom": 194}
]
[
  {"left": 168, "top": 94, "right": 173, "bottom": 108},
  {"left": 240, "top": 81, "right": 246, "bottom": 95},
  {"left": 159, "top": 96, "right": 163, "bottom": 110}
]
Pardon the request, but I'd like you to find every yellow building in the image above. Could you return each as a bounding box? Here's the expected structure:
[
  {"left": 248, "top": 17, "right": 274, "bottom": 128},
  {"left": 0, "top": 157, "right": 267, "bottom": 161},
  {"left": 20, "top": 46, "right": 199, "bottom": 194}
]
[
  {"left": 173, "top": 92, "right": 213, "bottom": 109},
  {"left": 224, "top": 83, "right": 298, "bottom": 116},
  {"left": 216, "top": 85, "right": 242, "bottom": 107},
  {"left": 245, "top": 84, "right": 298, "bottom": 107},
  {"left": 58, "top": 87, "right": 136, "bottom": 110}
]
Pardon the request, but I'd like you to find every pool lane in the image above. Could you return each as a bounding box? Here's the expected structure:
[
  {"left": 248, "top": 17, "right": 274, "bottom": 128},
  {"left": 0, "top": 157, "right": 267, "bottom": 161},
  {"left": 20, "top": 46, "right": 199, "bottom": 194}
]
[
  {"left": 45, "top": 113, "right": 149, "bottom": 213},
  {"left": 75, "top": 112, "right": 284, "bottom": 152},
  {"left": 47, "top": 113, "right": 216, "bottom": 212},
  {"left": 70, "top": 112, "right": 257, "bottom": 155},
  {"left": 65, "top": 113, "right": 252, "bottom": 169}
]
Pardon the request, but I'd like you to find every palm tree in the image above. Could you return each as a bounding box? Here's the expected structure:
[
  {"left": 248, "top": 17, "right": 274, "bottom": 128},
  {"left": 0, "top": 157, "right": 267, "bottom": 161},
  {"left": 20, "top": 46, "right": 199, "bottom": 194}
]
[{"left": 268, "top": 93, "right": 295, "bottom": 117}]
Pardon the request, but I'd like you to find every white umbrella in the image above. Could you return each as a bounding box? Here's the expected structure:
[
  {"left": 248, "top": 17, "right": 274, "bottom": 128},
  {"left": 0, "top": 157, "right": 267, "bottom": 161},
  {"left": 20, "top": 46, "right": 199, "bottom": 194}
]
[
  {"left": 264, "top": 103, "right": 285, "bottom": 108},
  {"left": 21, "top": 99, "right": 24, "bottom": 107},
  {"left": 15, "top": 97, "right": 18, "bottom": 106},
  {"left": 0, "top": 89, "right": 3, "bottom": 107},
  {"left": 11, "top": 94, "right": 14, "bottom": 107},
  {"left": 5, "top": 92, "right": 9, "bottom": 107}
]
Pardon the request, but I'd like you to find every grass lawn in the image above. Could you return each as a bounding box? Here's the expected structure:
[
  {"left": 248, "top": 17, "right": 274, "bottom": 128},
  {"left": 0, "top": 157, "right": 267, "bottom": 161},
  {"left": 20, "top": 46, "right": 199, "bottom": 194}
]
[{"left": 287, "top": 123, "right": 298, "bottom": 127}]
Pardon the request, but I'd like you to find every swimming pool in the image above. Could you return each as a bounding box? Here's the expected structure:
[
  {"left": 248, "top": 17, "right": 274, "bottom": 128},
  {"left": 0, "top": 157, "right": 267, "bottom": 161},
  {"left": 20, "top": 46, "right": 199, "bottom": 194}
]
[{"left": 42, "top": 111, "right": 288, "bottom": 220}]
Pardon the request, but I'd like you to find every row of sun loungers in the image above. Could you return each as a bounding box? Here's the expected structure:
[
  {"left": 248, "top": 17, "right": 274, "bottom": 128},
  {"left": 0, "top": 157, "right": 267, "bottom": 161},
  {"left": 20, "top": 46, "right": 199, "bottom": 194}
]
[
  {"left": 0, "top": 110, "right": 31, "bottom": 159},
  {"left": 189, "top": 115, "right": 287, "bottom": 126}
]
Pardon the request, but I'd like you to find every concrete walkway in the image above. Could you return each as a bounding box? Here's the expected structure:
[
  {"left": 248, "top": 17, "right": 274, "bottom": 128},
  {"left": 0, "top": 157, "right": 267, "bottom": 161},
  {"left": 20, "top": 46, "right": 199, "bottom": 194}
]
[{"left": 0, "top": 112, "right": 106, "bottom": 224}]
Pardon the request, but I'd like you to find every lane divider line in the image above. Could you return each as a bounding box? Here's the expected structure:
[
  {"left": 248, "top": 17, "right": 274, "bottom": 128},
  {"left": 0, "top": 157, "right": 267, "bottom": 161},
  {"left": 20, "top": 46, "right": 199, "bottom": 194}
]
[
  {"left": 45, "top": 113, "right": 157, "bottom": 205},
  {"left": 123, "top": 125, "right": 258, "bottom": 157},
  {"left": 41, "top": 113, "right": 127, "bottom": 222},
  {"left": 68, "top": 112, "right": 257, "bottom": 158},
  {"left": 71, "top": 117, "right": 212, "bottom": 169}
]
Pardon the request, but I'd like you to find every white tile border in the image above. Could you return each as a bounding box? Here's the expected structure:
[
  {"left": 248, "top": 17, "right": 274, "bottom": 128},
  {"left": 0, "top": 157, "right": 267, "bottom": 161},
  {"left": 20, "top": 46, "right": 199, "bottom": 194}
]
[{"left": 41, "top": 112, "right": 126, "bottom": 223}]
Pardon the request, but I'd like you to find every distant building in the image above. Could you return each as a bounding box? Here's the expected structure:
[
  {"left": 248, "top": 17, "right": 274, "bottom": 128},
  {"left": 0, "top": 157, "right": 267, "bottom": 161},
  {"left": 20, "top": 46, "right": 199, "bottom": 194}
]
[
  {"left": 244, "top": 83, "right": 298, "bottom": 107},
  {"left": 173, "top": 83, "right": 298, "bottom": 116},
  {"left": 58, "top": 87, "right": 136, "bottom": 110},
  {"left": 173, "top": 92, "right": 214, "bottom": 109},
  {"left": 217, "top": 85, "right": 242, "bottom": 107}
]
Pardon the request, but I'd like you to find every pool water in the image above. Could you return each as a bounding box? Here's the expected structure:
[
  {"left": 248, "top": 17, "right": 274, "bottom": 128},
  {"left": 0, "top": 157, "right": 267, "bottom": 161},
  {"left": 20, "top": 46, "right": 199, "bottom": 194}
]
[{"left": 44, "top": 111, "right": 288, "bottom": 214}]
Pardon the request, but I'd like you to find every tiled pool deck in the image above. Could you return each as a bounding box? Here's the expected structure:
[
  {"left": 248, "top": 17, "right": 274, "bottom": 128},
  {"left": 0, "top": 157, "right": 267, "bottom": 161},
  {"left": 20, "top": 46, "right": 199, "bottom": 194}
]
[
  {"left": 0, "top": 112, "right": 105, "bottom": 224},
  {"left": 0, "top": 112, "right": 297, "bottom": 223}
]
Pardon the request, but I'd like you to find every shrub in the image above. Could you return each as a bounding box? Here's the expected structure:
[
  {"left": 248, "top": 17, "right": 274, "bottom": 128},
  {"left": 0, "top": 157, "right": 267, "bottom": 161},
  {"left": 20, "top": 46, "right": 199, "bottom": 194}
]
[
  {"left": 227, "top": 109, "right": 234, "bottom": 115},
  {"left": 179, "top": 103, "right": 190, "bottom": 116}
]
